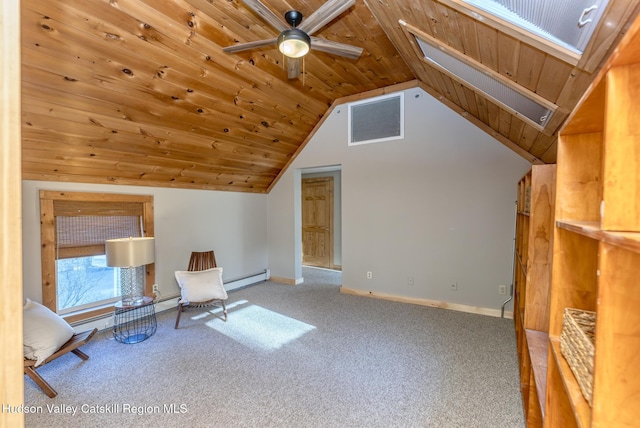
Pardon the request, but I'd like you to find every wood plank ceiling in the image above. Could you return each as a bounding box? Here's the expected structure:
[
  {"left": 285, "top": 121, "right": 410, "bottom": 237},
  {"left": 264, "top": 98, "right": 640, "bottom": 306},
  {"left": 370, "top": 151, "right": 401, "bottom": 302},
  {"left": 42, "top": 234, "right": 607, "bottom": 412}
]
[{"left": 20, "top": 0, "right": 640, "bottom": 193}]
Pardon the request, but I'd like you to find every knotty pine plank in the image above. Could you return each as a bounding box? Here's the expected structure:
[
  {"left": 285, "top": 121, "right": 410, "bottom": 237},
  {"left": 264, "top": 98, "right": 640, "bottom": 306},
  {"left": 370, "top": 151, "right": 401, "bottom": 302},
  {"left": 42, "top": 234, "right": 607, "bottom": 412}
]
[
  {"left": 508, "top": 116, "right": 526, "bottom": 150},
  {"left": 21, "top": 117, "right": 292, "bottom": 173},
  {"left": 498, "top": 108, "right": 512, "bottom": 138},
  {"left": 536, "top": 55, "right": 573, "bottom": 103},
  {"left": 462, "top": 85, "right": 480, "bottom": 118},
  {"left": 497, "top": 32, "right": 520, "bottom": 83},
  {"left": 454, "top": 12, "right": 481, "bottom": 61},
  {"left": 419, "top": 1, "right": 448, "bottom": 42},
  {"left": 517, "top": 124, "right": 540, "bottom": 152},
  {"left": 22, "top": 88, "right": 301, "bottom": 160},
  {"left": 435, "top": 3, "right": 464, "bottom": 52},
  {"left": 515, "top": 44, "right": 545, "bottom": 93},
  {"left": 529, "top": 133, "right": 557, "bottom": 160},
  {"left": 476, "top": 22, "right": 498, "bottom": 71},
  {"left": 20, "top": 61, "right": 311, "bottom": 151},
  {"left": 487, "top": 100, "right": 501, "bottom": 133}
]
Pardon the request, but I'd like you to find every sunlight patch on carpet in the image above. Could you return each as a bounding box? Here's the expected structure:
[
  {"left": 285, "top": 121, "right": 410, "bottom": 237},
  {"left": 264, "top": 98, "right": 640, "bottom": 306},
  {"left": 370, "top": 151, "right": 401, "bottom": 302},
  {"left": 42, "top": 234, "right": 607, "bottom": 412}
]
[
  {"left": 206, "top": 304, "right": 316, "bottom": 351},
  {"left": 191, "top": 299, "right": 248, "bottom": 321}
]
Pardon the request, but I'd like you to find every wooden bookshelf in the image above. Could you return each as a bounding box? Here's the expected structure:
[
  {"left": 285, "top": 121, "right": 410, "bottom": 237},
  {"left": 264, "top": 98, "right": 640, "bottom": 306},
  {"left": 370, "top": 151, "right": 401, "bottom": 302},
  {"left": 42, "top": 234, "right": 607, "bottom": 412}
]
[
  {"left": 513, "top": 164, "right": 556, "bottom": 428},
  {"left": 544, "top": 13, "right": 640, "bottom": 428}
]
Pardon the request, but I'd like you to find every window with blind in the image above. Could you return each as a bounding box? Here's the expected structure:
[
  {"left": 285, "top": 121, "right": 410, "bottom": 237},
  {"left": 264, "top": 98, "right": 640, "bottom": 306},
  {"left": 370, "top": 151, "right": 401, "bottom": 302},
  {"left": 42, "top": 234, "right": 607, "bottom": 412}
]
[
  {"left": 39, "top": 191, "right": 154, "bottom": 321},
  {"left": 462, "top": 0, "right": 609, "bottom": 54}
]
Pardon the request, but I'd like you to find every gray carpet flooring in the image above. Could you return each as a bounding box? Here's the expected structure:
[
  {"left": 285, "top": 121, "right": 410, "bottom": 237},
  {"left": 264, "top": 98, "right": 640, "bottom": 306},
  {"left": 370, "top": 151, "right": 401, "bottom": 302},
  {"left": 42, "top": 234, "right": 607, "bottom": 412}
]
[{"left": 24, "top": 267, "right": 524, "bottom": 427}]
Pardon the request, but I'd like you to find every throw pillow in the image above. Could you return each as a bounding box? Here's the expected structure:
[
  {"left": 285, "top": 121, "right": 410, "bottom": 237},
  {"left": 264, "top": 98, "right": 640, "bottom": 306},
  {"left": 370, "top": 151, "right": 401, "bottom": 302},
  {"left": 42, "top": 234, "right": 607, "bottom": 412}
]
[
  {"left": 23, "top": 299, "right": 75, "bottom": 366},
  {"left": 175, "top": 267, "right": 227, "bottom": 304}
]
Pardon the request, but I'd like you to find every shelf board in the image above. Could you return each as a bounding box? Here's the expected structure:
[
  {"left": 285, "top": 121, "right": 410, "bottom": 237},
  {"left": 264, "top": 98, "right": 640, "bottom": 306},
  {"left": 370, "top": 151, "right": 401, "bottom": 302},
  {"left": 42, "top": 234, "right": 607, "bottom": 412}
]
[
  {"left": 556, "top": 220, "right": 640, "bottom": 253},
  {"left": 549, "top": 338, "right": 592, "bottom": 427},
  {"left": 518, "top": 211, "right": 530, "bottom": 217},
  {"left": 561, "top": 79, "right": 605, "bottom": 135},
  {"left": 525, "top": 329, "right": 548, "bottom": 419}
]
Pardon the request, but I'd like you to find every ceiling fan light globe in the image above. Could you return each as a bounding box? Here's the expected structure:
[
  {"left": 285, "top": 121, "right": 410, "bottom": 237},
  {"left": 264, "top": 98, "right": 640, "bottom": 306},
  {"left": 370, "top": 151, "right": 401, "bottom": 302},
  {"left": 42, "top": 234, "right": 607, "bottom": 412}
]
[{"left": 277, "top": 29, "right": 310, "bottom": 58}]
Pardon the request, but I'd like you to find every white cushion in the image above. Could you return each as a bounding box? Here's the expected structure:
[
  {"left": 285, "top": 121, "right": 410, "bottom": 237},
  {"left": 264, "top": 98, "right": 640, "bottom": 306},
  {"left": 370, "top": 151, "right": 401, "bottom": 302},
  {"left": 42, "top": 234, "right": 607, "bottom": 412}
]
[
  {"left": 175, "top": 267, "right": 227, "bottom": 304},
  {"left": 23, "top": 299, "right": 75, "bottom": 367}
]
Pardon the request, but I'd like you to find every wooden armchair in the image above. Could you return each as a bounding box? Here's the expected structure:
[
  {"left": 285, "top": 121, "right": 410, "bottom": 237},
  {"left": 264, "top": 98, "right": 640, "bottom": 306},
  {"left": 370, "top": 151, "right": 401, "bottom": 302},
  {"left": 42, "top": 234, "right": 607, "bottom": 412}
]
[
  {"left": 174, "top": 250, "right": 228, "bottom": 328},
  {"left": 24, "top": 328, "right": 98, "bottom": 398}
]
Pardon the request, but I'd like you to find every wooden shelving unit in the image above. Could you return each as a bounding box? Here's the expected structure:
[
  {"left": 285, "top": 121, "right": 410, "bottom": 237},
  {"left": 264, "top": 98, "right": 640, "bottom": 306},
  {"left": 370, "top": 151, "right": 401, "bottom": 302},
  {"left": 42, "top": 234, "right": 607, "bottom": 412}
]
[
  {"left": 543, "top": 14, "right": 640, "bottom": 428},
  {"left": 513, "top": 164, "right": 556, "bottom": 428}
]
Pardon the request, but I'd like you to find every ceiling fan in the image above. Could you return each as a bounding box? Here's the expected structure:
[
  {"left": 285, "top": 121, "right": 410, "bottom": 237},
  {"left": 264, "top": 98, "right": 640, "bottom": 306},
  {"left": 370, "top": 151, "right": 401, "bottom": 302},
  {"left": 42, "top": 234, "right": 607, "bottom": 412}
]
[{"left": 223, "top": 0, "right": 363, "bottom": 79}]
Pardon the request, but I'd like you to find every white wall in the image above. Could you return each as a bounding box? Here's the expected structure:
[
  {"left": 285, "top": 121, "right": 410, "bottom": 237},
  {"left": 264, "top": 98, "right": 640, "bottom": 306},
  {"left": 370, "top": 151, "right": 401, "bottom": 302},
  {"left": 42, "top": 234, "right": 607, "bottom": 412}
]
[
  {"left": 22, "top": 181, "right": 268, "bottom": 302},
  {"left": 267, "top": 87, "right": 531, "bottom": 312}
]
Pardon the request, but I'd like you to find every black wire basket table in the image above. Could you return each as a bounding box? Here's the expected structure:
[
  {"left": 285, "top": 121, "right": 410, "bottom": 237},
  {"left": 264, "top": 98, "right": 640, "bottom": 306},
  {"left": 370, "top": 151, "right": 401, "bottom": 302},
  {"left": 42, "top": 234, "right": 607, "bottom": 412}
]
[{"left": 113, "top": 296, "right": 157, "bottom": 344}]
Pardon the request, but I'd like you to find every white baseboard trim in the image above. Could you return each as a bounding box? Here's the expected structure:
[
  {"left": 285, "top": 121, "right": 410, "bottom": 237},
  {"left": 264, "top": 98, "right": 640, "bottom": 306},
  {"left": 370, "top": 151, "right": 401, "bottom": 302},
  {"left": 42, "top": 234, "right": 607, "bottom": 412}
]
[{"left": 340, "top": 286, "right": 513, "bottom": 319}]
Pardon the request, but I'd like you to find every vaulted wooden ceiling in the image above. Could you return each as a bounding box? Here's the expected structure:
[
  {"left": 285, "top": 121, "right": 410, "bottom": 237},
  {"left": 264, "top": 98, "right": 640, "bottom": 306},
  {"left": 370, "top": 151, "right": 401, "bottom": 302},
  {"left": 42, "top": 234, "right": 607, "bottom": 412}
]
[{"left": 20, "top": 0, "right": 640, "bottom": 193}]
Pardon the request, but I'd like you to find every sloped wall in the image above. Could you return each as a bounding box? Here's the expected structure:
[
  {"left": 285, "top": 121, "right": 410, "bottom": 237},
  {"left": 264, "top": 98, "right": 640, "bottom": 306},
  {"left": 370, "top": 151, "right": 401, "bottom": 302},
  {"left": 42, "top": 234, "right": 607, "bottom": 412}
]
[{"left": 267, "top": 87, "right": 531, "bottom": 312}]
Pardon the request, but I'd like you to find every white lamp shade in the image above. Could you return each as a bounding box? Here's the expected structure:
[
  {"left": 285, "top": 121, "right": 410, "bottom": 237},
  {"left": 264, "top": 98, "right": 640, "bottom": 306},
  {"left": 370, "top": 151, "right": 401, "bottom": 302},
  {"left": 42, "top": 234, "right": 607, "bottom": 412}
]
[{"left": 105, "top": 237, "right": 155, "bottom": 268}]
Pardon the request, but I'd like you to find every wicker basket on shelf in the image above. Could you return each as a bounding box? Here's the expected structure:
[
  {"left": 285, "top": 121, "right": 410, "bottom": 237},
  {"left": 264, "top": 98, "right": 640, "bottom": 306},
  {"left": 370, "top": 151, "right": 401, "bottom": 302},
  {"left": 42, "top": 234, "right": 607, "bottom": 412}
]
[{"left": 560, "top": 308, "right": 596, "bottom": 406}]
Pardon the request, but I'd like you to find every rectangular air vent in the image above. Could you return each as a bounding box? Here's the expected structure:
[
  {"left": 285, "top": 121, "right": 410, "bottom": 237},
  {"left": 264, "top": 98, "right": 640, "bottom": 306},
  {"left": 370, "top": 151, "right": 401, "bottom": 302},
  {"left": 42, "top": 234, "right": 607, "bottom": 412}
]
[{"left": 348, "top": 93, "right": 404, "bottom": 146}]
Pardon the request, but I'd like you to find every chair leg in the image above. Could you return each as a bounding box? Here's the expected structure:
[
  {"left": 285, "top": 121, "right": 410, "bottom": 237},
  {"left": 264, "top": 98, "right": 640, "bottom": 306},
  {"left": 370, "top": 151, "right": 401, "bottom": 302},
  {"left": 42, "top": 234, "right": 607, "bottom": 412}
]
[
  {"left": 222, "top": 300, "right": 228, "bottom": 322},
  {"left": 24, "top": 366, "right": 57, "bottom": 398},
  {"left": 175, "top": 303, "right": 184, "bottom": 329},
  {"left": 71, "top": 349, "right": 90, "bottom": 360}
]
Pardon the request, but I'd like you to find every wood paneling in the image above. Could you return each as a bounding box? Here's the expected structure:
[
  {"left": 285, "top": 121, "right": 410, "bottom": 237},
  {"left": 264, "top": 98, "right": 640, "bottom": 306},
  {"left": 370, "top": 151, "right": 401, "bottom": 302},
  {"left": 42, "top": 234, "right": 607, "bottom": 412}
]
[
  {"left": 19, "top": 0, "right": 640, "bottom": 191},
  {"left": 1, "top": 0, "right": 25, "bottom": 423}
]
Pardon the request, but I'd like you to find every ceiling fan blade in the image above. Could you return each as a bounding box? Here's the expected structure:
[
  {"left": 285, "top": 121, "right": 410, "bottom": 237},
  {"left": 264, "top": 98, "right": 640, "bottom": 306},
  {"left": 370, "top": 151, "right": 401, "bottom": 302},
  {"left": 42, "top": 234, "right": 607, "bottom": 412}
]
[
  {"left": 222, "top": 38, "right": 277, "bottom": 54},
  {"left": 286, "top": 58, "right": 300, "bottom": 80},
  {"left": 310, "top": 37, "right": 363, "bottom": 60},
  {"left": 298, "top": 0, "right": 356, "bottom": 36},
  {"left": 241, "top": 0, "right": 289, "bottom": 32}
]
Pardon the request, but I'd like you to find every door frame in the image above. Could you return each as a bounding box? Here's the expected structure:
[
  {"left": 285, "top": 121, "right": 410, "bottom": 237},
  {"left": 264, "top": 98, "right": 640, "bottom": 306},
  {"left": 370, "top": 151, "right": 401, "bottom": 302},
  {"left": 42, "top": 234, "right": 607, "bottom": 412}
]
[
  {"left": 299, "top": 167, "right": 342, "bottom": 273},
  {"left": 302, "top": 176, "right": 335, "bottom": 269}
]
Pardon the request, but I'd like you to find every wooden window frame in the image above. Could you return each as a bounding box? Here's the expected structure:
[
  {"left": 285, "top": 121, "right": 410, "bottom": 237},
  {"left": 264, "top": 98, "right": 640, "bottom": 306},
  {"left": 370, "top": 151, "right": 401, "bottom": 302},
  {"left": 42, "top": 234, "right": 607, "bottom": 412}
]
[{"left": 39, "top": 190, "right": 155, "bottom": 323}]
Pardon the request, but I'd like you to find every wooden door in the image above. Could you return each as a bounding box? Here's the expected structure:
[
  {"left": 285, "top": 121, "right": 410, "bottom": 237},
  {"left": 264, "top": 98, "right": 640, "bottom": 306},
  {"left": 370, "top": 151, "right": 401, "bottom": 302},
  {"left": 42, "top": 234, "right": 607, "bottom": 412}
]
[{"left": 302, "top": 177, "right": 334, "bottom": 268}]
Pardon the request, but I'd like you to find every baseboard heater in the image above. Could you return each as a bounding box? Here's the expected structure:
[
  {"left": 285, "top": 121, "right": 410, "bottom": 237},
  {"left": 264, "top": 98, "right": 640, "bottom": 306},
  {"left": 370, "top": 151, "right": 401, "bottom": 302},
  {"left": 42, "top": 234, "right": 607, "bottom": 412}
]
[{"left": 70, "top": 269, "right": 270, "bottom": 330}]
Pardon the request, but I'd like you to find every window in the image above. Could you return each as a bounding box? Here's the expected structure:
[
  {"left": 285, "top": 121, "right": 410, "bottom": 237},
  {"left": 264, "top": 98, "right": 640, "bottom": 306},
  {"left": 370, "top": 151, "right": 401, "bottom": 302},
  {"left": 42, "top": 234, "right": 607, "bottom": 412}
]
[
  {"left": 415, "top": 35, "right": 555, "bottom": 129},
  {"left": 39, "top": 191, "right": 154, "bottom": 322},
  {"left": 462, "top": 0, "right": 609, "bottom": 54}
]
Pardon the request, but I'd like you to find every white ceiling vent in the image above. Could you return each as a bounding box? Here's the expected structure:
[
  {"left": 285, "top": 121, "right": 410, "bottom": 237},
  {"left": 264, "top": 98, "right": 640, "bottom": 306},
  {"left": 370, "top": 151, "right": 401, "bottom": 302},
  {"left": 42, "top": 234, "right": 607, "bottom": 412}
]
[{"left": 348, "top": 93, "right": 404, "bottom": 146}]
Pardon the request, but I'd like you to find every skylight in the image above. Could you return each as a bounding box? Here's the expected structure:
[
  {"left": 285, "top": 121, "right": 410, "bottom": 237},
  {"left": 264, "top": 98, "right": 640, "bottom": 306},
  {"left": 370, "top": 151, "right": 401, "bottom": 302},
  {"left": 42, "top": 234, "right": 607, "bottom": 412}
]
[
  {"left": 415, "top": 36, "right": 555, "bottom": 129},
  {"left": 461, "top": 0, "right": 609, "bottom": 54}
]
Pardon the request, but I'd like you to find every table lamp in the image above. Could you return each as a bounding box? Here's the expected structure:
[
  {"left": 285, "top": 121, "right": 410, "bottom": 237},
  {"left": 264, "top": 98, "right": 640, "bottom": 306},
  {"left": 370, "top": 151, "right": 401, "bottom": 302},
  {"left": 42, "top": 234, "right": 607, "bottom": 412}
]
[{"left": 105, "top": 237, "right": 155, "bottom": 306}]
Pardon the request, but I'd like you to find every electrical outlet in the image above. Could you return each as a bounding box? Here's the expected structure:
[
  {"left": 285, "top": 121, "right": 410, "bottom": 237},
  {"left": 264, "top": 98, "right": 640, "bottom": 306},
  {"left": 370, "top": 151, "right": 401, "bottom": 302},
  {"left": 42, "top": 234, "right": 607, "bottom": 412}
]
[
  {"left": 152, "top": 284, "right": 159, "bottom": 294},
  {"left": 407, "top": 276, "right": 414, "bottom": 286},
  {"left": 499, "top": 285, "right": 507, "bottom": 295},
  {"left": 450, "top": 282, "right": 457, "bottom": 291},
  {"left": 367, "top": 271, "right": 373, "bottom": 279}
]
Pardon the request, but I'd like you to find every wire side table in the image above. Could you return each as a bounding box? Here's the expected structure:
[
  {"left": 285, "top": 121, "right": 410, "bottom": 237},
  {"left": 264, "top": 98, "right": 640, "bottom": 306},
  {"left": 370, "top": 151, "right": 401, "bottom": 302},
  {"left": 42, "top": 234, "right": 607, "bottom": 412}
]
[{"left": 113, "top": 296, "right": 157, "bottom": 344}]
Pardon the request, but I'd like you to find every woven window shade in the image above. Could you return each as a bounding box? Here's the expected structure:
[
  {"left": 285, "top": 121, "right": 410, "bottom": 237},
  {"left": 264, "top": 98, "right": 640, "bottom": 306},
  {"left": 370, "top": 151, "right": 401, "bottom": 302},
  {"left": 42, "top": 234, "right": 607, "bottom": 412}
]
[{"left": 54, "top": 201, "right": 143, "bottom": 259}]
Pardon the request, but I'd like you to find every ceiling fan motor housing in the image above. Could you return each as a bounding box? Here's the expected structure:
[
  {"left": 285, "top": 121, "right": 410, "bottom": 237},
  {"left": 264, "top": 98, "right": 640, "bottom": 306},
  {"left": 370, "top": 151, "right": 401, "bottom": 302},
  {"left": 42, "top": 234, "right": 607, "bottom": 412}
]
[{"left": 284, "top": 10, "right": 304, "bottom": 27}]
